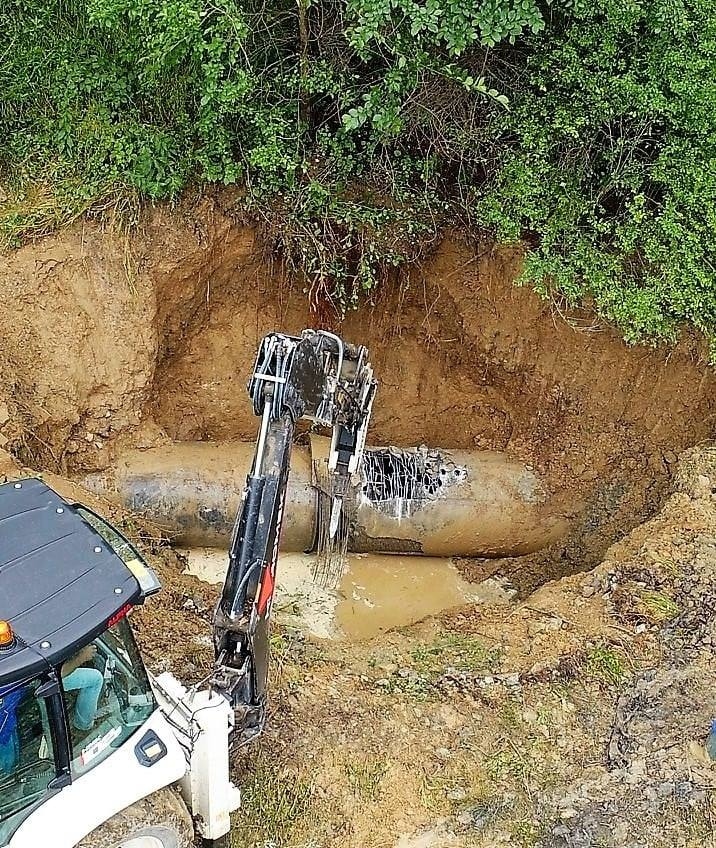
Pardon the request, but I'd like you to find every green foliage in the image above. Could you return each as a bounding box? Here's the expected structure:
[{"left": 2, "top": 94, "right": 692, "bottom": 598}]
[
  {"left": 478, "top": 0, "right": 716, "bottom": 350},
  {"left": 585, "top": 644, "right": 628, "bottom": 687},
  {"left": 1, "top": 0, "right": 714, "bottom": 350}
]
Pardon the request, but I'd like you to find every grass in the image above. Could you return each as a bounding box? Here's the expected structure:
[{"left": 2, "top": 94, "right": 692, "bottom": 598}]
[
  {"left": 409, "top": 633, "right": 503, "bottom": 676},
  {"left": 421, "top": 756, "right": 490, "bottom": 814},
  {"left": 267, "top": 629, "right": 309, "bottom": 694},
  {"left": 373, "top": 632, "right": 503, "bottom": 700},
  {"left": 485, "top": 747, "right": 534, "bottom": 785},
  {"left": 231, "top": 757, "right": 314, "bottom": 848},
  {"left": 0, "top": 174, "right": 139, "bottom": 250},
  {"left": 585, "top": 644, "right": 628, "bottom": 687},
  {"left": 509, "top": 818, "right": 546, "bottom": 847},
  {"left": 344, "top": 756, "right": 388, "bottom": 802},
  {"left": 638, "top": 590, "right": 680, "bottom": 623}
]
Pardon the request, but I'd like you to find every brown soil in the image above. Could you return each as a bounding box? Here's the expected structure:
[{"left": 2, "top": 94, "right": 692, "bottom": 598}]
[
  {"left": 134, "top": 448, "right": 716, "bottom": 848},
  {"left": 0, "top": 191, "right": 713, "bottom": 589},
  {"left": 6, "top": 444, "right": 712, "bottom": 848}
]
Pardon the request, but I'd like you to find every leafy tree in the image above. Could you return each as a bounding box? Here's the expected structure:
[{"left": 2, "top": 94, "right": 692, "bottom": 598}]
[{"left": 0, "top": 0, "right": 714, "bottom": 353}]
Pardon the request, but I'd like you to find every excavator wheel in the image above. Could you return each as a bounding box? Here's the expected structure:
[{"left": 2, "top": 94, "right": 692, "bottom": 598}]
[{"left": 77, "top": 786, "right": 194, "bottom": 848}]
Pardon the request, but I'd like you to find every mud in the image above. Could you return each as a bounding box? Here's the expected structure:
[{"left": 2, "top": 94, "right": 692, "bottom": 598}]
[
  {"left": 335, "top": 555, "right": 515, "bottom": 640},
  {"left": 217, "top": 446, "right": 716, "bottom": 848},
  {"left": 180, "top": 548, "right": 514, "bottom": 640}
]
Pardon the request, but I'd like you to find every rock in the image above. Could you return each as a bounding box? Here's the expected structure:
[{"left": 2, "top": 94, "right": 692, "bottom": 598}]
[
  {"left": 446, "top": 787, "right": 467, "bottom": 801},
  {"left": 657, "top": 782, "right": 675, "bottom": 797},
  {"left": 456, "top": 810, "right": 474, "bottom": 827},
  {"left": 436, "top": 704, "right": 462, "bottom": 729},
  {"left": 629, "top": 758, "right": 646, "bottom": 776}
]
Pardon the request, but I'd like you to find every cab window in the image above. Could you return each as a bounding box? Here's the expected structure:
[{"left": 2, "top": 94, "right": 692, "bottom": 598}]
[
  {"left": 76, "top": 507, "right": 141, "bottom": 568},
  {"left": 75, "top": 507, "right": 160, "bottom": 597},
  {"left": 62, "top": 616, "right": 157, "bottom": 778},
  {"left": 0, "top": 676, "right": 58, "bottom": 844}
]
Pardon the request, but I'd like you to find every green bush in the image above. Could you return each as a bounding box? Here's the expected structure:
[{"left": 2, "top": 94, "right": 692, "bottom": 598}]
[{"left": 1, "top": 0, "right": 714, "bottom": 352}]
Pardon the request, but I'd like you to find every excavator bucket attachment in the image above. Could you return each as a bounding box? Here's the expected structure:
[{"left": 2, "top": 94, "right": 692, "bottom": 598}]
[{"left": 211, "top": 330, "right": 376, "bottom": 742}]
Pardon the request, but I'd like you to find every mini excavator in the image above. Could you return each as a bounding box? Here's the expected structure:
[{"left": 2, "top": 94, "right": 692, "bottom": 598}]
[{"left": 0, "top": 330, "right": 376, "bottom": 848}]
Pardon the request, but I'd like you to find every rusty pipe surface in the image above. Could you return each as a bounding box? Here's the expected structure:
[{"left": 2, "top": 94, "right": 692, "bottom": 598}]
[{"left": 80, "top": 441, "right": 568, "bottom": 556}]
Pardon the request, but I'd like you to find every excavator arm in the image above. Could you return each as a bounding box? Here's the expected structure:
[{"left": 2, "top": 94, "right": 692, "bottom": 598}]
[{"left": 211, "top": 330, "right": 376, "bottom": 742}]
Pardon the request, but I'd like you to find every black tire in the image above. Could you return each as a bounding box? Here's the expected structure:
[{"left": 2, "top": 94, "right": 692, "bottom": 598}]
[{"left": 77, "top": 786, "right": 194, "bottom": 848}]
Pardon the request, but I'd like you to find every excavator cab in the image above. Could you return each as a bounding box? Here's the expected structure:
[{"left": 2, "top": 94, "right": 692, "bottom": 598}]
[{"left": 0, "top": 479, "right": 162, "bottom": 845}]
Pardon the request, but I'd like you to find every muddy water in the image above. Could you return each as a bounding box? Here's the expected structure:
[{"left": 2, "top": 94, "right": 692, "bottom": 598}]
[
  {"left": 335, "top": 554, "right": 510, "bottom": 639},
  {"left": 182, "top": 549, "right": 514, "bottom": 640}
]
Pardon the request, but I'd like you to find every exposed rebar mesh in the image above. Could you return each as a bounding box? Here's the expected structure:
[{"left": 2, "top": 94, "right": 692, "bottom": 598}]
[
  {"left": 311, "top": 446, "right": 468, "bottom": 587},
  {"left": 361, "top": 446, "right": 466, "bottom": 516},
  {"left": 312, "top": 460, "right": 352, "bottom": 588}
]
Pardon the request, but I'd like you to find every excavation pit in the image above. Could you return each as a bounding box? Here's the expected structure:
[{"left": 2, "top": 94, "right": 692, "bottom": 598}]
[{"left": 0, "top": 207, "right": 714, "bottom": 614}]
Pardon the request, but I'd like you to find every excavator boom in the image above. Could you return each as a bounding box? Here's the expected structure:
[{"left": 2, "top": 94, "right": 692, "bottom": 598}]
[{"left": 212, "top": 330, "right": 376, "bottom": 741}]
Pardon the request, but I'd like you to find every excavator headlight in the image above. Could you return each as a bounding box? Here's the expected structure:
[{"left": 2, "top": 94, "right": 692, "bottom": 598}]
[{"left": 0, "top": 620, "right": 16, "bottom": 649}]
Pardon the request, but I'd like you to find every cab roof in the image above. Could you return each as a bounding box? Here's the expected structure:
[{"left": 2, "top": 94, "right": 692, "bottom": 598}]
[{"left": 0, "top": 478, "right": 142, "bottom": 686}]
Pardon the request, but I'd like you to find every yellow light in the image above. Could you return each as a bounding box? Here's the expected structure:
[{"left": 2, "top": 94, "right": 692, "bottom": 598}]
[{"left": 0, "top": 620, "right": 14, "bottom": 648}]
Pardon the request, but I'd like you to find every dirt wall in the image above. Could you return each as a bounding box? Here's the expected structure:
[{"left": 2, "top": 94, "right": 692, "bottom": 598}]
[
  {"left": 150, "top": 215, "right": 715, "bottom": 486},
  {"left": 0, "top": 224, "right": 156, "bottom": 463}
]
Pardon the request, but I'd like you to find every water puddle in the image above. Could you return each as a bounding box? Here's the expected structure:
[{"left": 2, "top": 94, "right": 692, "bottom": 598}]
[
  {"left": 181, "top": 548, "right": 514, "bottom": 640},
  {"left": 337, "top": 555, "right": 493, "bottom": 639}
]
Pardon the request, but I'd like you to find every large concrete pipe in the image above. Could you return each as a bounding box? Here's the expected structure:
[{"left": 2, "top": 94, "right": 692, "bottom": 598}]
[
  {"left": 82, "top": 443, "right": 315, "bottom": 550},
  {"left": 80, "top": 440, "right": 568, "bottom": 556},
  {"left": 350, "top": 447, "right": 567, "bottom": 556}
]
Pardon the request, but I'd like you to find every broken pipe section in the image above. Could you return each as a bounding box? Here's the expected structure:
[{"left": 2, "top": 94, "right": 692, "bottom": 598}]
[{"left": 80, "top": 441, "right": 567, "bottom": 557}]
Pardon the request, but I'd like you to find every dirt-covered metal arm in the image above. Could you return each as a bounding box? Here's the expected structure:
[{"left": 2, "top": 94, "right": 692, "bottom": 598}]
[{"left": 211, "top": 329, "right": 376, "bottom": 742}]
